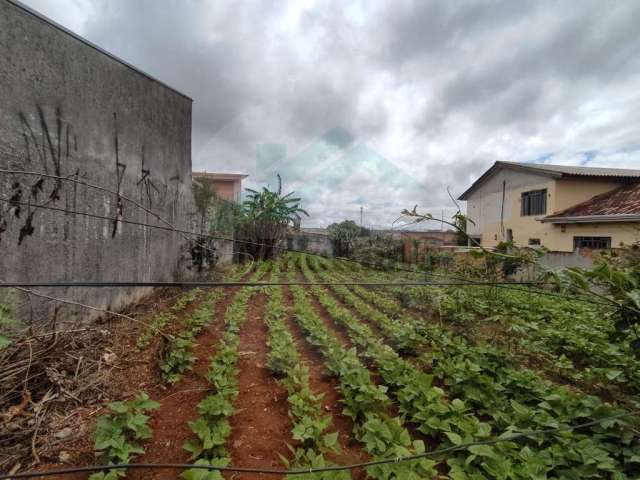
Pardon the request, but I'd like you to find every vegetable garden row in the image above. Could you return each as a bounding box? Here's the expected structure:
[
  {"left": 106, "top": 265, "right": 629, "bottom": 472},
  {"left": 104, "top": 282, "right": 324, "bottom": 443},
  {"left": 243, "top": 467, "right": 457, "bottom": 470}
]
[{"left": 82, "top": 254, "right": 639, "bottom": 480}]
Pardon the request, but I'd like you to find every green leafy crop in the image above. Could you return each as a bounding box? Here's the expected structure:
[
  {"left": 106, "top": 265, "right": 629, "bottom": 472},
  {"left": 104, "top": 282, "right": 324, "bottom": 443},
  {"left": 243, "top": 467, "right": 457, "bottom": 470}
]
[
  {"left": 181, "top": 262, "right": 271, "bottom": 479},
  {"left": 89, "top": 392, "right": 159, "bottom": 480}
]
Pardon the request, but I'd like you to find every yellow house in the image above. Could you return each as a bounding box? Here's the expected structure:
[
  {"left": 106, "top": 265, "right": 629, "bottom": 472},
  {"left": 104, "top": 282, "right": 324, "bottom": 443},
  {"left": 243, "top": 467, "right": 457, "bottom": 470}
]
[{"left": 458, "top": 161, "right": 640, "bottom": 252}]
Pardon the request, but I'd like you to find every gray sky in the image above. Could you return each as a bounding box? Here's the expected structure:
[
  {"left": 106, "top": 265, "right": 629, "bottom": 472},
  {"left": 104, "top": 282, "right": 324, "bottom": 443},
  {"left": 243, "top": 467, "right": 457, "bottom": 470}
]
[{"left": 23, "top": 0, "right": 640, "bottom": 229}]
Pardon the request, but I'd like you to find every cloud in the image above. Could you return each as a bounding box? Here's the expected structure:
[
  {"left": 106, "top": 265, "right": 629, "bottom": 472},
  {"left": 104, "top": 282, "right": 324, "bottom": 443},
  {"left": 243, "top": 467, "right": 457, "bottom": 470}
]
[{"left": 22, "top": 0, "right": 640, "bottom": 229}]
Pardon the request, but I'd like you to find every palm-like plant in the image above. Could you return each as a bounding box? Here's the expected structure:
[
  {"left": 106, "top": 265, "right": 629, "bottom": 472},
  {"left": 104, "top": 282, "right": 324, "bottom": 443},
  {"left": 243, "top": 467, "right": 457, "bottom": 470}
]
[{"left": 238, "top": 174, "right": 308, "bottom": 259}]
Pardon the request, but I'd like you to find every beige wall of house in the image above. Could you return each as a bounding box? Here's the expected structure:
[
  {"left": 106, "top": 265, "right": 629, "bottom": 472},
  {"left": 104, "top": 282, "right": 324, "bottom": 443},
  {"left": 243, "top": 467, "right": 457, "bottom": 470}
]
[
  {"left": 553, "top": 178, "right": 620, "bottom": 211},
  {"left": 547, "top": 222, "right": 640, "bottom": 251},
  {"left": 465, "top": 170, "right": 639, "bottom": 251}
]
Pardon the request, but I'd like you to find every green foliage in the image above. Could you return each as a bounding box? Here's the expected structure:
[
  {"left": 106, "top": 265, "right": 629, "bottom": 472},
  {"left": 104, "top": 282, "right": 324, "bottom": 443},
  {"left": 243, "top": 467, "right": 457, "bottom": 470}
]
[
  {"left": 286, "top": 257, "right": 436, "bottom": 479},
  {"left": 352, "top": 234, "right": 403, "bottom": 267},
  {"left": 159, "top": 289, "right": 223, "bottom": 383},
  {"left": 422, "top": 249, "right": 454, "bottom": 272},
  {"left": 265, "top": 262, "right": 346, "bottom": 478},
  {"left": 89, "top": 392, "right": 159, "bottom": 480},
  {"left": 137, "top": 289, "right": 202, "bottom": 349},
  {"left": 236, "top": 174, "right": 308, "bottom": 260},
  {"left": 182, "top": 264, "right": 270, "bottom": 477},
  {"left": 454, "top": 213, "right": 468, "bottom": 246},
  {"left": 327, "top": 220, "right": 361, "bottom": 257},
  {"left": 161, "top": 335, "right": 196, "bottom": 383},
  {"left": 303, "top": 254, "right": 640, "bottom": 478},
  {"left": 137, "top": 312, "right": 173, "bottom": 349},
  {"left": 172, "top": 289, "right": 202, "bottom": 312},
  {"left": 547, "top": 254, "right": 640, "bottom": 356},
  {"left": 193, "top": 181, "right": 217, "bottom": 220},
  {"left": 241, "top": 174, "right": 308, "bottom": 224}
]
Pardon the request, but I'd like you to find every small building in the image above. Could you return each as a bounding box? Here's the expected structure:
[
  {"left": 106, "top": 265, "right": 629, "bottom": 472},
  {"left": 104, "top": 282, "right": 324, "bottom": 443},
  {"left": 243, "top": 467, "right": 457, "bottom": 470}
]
[
  {"left": 458, "top": 161, "right": 640, "bottom": 252},
  {"left": 192, "top": 172, "right": 247, "bottom": 203},
  {"left": 541, "top": 182, "right": 640, "bottom": 249},
  {"left": 401, "top": 230, "right": 458, "bottom": 246},
  {"left": 401, "top": 230, "right": 458, "bottom": 263}
]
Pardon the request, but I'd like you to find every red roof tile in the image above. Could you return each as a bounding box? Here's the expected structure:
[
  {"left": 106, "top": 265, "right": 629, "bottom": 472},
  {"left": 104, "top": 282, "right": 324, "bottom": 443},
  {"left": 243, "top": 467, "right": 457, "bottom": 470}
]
[{"left": 545, "top": 182, "right": 640, "bottom": 219}]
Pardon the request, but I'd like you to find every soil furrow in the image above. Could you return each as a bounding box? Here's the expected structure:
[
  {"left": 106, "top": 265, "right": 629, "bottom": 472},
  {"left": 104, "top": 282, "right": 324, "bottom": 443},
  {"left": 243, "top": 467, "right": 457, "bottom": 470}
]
[
  {"left": 282, "top": 284, "right": 369, "bottom": 479},
  {"left": 298, "top": 274, "right": 436, "bottom": 450},
  {"left": 128, "top": 288, "right": 240, "bottom": 480},
  {"left": 225, "top": 290, "right": 292, "bottom": 480}
]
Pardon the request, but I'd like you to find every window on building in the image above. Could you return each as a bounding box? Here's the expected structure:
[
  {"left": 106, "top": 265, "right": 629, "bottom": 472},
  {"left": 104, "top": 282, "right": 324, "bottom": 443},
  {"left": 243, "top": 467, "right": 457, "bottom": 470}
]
[
  {"left": 528, "top": 238, "right": 541, "bottom": 246},
  {"left": 469, "top": 235, "right": 481, "bottom": 246},
  {"left": 506, "top": 229, "right": 513, "bottom": 242},
  {"left": 521, "top": 189, "right": 547, "bottom": 216},
  {"left": 573, "top": 236, "right": 611, "bottom": 250}
]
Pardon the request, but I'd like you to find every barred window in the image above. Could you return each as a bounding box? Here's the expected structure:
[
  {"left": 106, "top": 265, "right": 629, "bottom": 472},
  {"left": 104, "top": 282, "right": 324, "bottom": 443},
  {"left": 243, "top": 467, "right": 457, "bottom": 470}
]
[
  {"left": 521, "top": 189, "right": 547, "bottom": 216},
  {"left": 574, "top": 236, "right": 611, "bottom": 250}
]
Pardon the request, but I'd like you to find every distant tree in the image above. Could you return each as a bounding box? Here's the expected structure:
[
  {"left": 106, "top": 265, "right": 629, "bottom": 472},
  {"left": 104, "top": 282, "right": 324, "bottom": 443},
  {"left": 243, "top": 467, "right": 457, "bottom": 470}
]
[
  {"left": 454, "top": 214, "right": 468, "bottom": 246},
  {"left": 237, "top": 174, "right": 308, "bottom": 260},
  {"left": 327, "top": 220, "right": 361, "bottom": 257},
  {"left": 192, "top": 181, "right": 217, "bottom": 235},
  {"left": 191, "top": 181, "right": 218, "bottom": 270}
]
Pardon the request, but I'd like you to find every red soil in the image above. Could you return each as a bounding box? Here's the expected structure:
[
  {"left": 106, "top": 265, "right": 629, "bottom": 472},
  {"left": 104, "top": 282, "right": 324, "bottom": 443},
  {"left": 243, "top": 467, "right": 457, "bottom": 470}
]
[
  {"left": 26, "top": 288, "right": 212, "bottom": 480},
  {"left": 24, "top": 267, "right": 435, "bottom": 480},
  {"left": 128, "top": 288, "right": 240, "bottom": 480},
  {"left": 302, "top": 279, "right": 438, "bottom": 452},
  {"left": 282, "top": 285, "right": 370, "bottom": 480},
  {"left": 225, "top": 291, "right": 293, "bottom": 480}
]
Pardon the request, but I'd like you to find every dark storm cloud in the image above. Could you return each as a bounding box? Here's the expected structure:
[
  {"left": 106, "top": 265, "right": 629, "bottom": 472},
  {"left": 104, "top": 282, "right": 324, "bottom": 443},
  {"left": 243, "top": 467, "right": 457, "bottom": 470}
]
[
  {"left": 23, "top": 0, "right": 640, "bottom": 228},
  {"left": 383, "top": 0, "right": 537, "bottom": 63},
  {"left": 386, "top": 1, "right": 640, "bottom": 136},
  {"left": 82, "top": 0, "right": 284, "bottom": 152}
]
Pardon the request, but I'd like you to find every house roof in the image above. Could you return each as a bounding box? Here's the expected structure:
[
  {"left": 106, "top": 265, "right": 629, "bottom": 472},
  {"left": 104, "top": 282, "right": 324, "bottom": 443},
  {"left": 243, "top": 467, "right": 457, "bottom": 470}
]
[
  {"left": 541, "top": 182, "right": 640, "bottom": 224},
  {"left": 458, "top": 161, "right": 640, "bottom": 200}
]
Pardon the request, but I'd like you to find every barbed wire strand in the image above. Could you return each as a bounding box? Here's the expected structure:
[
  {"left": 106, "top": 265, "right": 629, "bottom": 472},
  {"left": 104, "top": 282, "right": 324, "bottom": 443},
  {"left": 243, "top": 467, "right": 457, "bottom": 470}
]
[
  {"left": 14, "top": 287, "right": 170, "bottom": 341},
  {"left": 1, "top": 411, "right": 636, "bottom": 479},
  {"left": 0, "top": 172, "right": 618, "bottom": 309},
  {"left": 0, "top": 280, "right": 551, "bottom": 288},
  {"left": 0, "top": 169, "right": 222, "bottom": 261},
  {"left": 0, "top": 195, "right": 616, "bottom": 307},
  {"left": 3, "top": 281, "right": 629, "bottom": 311}
]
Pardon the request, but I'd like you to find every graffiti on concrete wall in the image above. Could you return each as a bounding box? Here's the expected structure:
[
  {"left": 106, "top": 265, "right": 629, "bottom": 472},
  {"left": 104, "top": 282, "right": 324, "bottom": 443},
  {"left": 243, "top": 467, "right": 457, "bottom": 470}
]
[
  {"left": 9, "top": 106, "right": 79, "bottom": 244},
  {"left": 1, "top": 106, "right": 185, "bottom": 246}
]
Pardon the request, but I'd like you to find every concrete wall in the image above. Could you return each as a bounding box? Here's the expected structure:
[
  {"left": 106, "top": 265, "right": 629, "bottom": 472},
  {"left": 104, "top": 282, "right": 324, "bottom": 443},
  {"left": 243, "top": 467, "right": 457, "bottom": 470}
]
[
  {"left": 286, "top": 232, "right": 333, "bottom": 256},
  {"left": 465, "top": 168, "right": 637, "bottom": 251},
  {"left": 512, "top": 249, "right": 596, "bottom": 281},
  {"left": 0, "top": 0, "right": 196, "bottom": 325}
]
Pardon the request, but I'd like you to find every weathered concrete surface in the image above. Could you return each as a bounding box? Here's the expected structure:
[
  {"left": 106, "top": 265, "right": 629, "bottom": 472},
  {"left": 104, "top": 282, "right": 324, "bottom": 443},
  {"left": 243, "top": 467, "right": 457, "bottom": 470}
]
[
  {"left": 286, "top": 231, "right": 333, "bottom": 256},
  {"left": 0, "top": 0, "right": 196, "bottom": 325}
]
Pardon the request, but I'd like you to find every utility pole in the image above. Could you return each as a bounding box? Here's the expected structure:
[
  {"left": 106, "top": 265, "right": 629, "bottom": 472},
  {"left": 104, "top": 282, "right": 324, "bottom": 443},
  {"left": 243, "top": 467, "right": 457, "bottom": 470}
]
[{"left": 360, "top": 206, "right": 363, "bottom": 228}]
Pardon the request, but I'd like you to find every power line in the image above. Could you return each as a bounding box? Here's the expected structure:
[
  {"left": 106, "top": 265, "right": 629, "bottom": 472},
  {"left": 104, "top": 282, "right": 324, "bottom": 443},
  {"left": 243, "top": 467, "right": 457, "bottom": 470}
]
[
  {"left": 0, "top": 197, "right": 214, "bottom": 239},
  {"left": 0, "top": 280, "right": 550, "bottom": 288},
  {"left": 0, "top": 196, "right": 614, "bottom": 307},
  {"left": 0, "top": 169, "right": 181, "bottom": 232},
  {"left": 0, "top": 168, "right": 222, "bottom": 259},
  {"left": 1, "top": 411, "right": 636, "bottom": 479},
  {"left": 0, "top": 171, "right": 618, "bottom": 309}
]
